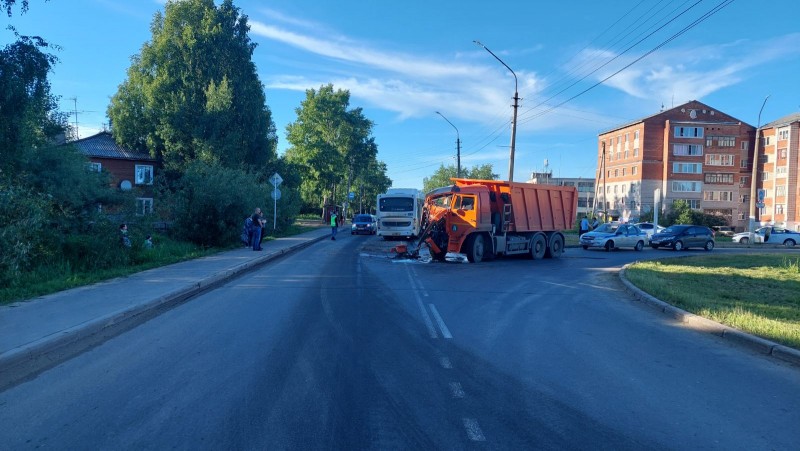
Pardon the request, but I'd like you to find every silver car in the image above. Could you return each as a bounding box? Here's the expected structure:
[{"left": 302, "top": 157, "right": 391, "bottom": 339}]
[
  {"left": 580, "top": 223, "right": 647, "bottom": 251},
  {"left": 732, "top": 227, "right": 799, "bottom": 247},
  {"left": 635, "top": 222, "right": 665, "bottom": 242}
]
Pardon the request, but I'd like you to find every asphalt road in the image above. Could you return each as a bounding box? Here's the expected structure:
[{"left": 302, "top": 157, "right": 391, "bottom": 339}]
[{"left": 0, "top": 236, "right": 798, "bottom": 450}]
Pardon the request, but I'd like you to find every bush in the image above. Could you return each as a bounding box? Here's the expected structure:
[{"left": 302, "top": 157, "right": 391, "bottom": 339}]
[
  {"left": 169, "top": 161, "right": 269, "bottom": 247},
  {"left": 0, "top": 182, "right": 52, "bottom": 284}
]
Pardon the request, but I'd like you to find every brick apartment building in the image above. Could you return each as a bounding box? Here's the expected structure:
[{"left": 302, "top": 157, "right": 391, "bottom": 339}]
[
  {"left": 756, "top": 112, "right": 800, "bottom": 231},
  {"left": 595, "top": 100, "right": 756, "bottom": 230}
]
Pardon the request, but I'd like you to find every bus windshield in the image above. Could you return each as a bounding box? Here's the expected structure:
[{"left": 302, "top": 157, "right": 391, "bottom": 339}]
[{"left": 379, "top": 197, "right": 414, "bottom": 212}]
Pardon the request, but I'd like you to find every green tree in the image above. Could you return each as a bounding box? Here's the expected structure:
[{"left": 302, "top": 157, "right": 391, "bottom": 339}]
[
  {"left": 664, "top": 200, "right": 727, "bottom": 228},
  {"left": 422, "top": 163, "right": 498, "bottom": 193},
  {"left": 352, "top": 159, "right": 392, "bottom": 214},
  {"left": 107, "top": 0, "right": 278, "bottom": 173},
  {"left": 285, "top": 84, "right": 387, "bottom": 214}
]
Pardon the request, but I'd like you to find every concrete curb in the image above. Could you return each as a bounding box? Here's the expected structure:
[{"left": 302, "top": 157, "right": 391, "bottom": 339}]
[
  {"left": 0, "top": 233, "right": 329, "bottom": 390},
  {"left": 619, "top": 263, "right": 800, "bottom": 367}
]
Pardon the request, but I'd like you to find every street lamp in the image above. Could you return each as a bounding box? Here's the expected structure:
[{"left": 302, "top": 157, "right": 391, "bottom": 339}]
[
  {"left": 748, "top": 95, "right": 770, "bottom": 241},
  {"left": 474, "top": 40, "right": 519, "bottom": 182},
  {"left": 435, "top": 111, "right": 461, "bottom": 177}
]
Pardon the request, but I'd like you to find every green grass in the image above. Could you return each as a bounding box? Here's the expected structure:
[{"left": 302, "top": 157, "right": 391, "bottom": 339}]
[
  {"left": 0, "top": 223, "right": 318, "bottom": 305},
  {"left": 626, "top": 254, "right": 800, "bottom": 349}
]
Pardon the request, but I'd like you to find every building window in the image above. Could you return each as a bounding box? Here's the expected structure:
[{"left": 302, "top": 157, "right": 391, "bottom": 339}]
[
  {"left": 706, "top": 136, "right": 736, "bottom": 147},
  {"left": 705, "top": 154, "right": 735, "bottom": 166},
  {"left": 633, "top": 147, "right": 639, "bottom": 157},
  {"left": 704, "top": 191, "right": 734, "bottom": 201},
  {"left": 760, "top": 171, "right": 769, "bottom": 181},
  {"left": 738, "top": 212, "right": 745, "bottom": 220},
  {"left": 622, "top": 167, "right": 626, "bottom": 176},
  {"left": 632, "top": 166, "right": 638, "bottom": 175},
  {"left": 672, "top": 162, "right": 702, "bottom": 173},
  {"left": 616, "top": 150, "right": 621, "bottom": 160},
  {"left": 778, "top": 129, "right": 789, "bottom": 140},
  {"left": 740, "top": 158, "right": 749, "bottom": 168},
  {"left": 634, "top": 130, "right": 640, "bottom": 141},
  {"left": 674, "top": 126, "right": 704, "bottom": 138},
  {"left": 673, "top": 144, "right": 703, "bottom": 156},
  {"left": 614, "top": 169, "right": 618, "bottom": 177},
  {"left": 136, "top": 198, "right": 153, "bottom": 215},
  {"left": 777, "top": 204, "right": 785, "bottom": 214},
  {"left": 671, "top": 181, "right": 701, "bottom": 192},
  {"left": 704, "top": 173, "right": 734, "bottom": 184},
  {"left": 776, "top": 185, "right": 786, "bottom": 196},
  {"left": 87, "top": 162, "right": 102, "bottom": 172},
  {"left": 624, "top": 149, "right": 628, "bottom": 159},
  {"left": 741, "top": 141, "right": 749, "bottom": 151},
  {"left": 778, "top": 148, "right": 787, "bottom": 159},
  {"left": 135, "top": 165, "right": 154, "bottom": 185},
  {"left": 776, "top": 166, "right": 788, "bottom": 176},
  {"left": 758, "top": 154, "right": 768, "bottom": 164},
  {"left": 764, "top": 136, "right": 771, "bottom": 146},
  {"left": 678, "top": 199, "right": 701, "bottom": 209},
  {"left": 739, "top": 176, "right": 749, "bottom": 187},
  {"left": 740, "top": 194, "right": 750, "bottom": 203}
]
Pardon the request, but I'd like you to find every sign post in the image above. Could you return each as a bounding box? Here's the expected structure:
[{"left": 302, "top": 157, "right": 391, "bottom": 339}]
[{"left": 269, "top": 173, "right": 283, "bottom": 230}]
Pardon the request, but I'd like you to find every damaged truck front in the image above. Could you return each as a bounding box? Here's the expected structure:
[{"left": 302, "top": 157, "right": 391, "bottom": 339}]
[{"left": 417, "top": 178, "right": 577, "bottom": 263}]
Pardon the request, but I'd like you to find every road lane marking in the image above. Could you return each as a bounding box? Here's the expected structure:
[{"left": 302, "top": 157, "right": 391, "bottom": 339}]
[
  {"left": 405, "top": 265, "right": 438, "bottom": 338},
  {"left": 428, "top": 304, "right": 453, "bottom": 339},
  {"left": 410, "top": 266, "right": 428, "bottom": 297},
  {"left": 449, "top": 382, "right": 465, "bottom": 398},
  {"left": 462, "top": 418, "right": 486, "bottom": 441},
  {"left": 542, "top": 281, "right": 577, "bottom": 289},
  {"left": 440, "top": 356, "right": 452, "bottom": 369}
]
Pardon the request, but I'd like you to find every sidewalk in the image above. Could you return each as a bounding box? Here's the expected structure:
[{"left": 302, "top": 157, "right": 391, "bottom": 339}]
[{"left": 0, "top": 226, "right": 333, "bottom": 389}]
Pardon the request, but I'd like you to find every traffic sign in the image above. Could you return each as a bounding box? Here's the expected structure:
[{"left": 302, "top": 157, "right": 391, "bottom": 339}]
[
  {"left": 348, "top": 192, "right": 355, "bottom": 200},
  {"left": 271, "top": 188, "right": 281, "bottom": 200},
  {"left": 757, "top": 189, "right": 766, "bottom": 202},
  {"left": 269, "top": 172, "right": 283, "bottom": 187},
  {"left": 756, "top": 202, "right": 765, "bottom": 208}
]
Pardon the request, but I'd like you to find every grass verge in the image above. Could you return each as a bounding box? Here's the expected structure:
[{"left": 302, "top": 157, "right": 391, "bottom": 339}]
[
  {"left": 625, "top": 254, "right": 800, "bottom": 349},
  {"left": 0, "top": 224, "right": 318, "bottom": 305}
]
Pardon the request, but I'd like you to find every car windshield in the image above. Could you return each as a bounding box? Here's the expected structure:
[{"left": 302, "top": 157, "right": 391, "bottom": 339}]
[
  {"left": 594, "top": 223, "right": 620, "bottom": 233},
  {"left": 662, "top": 225, "right": 689, "bottom": 233},
  {"left": 354, "top": 215, "right": 373, "bottom": 222}
]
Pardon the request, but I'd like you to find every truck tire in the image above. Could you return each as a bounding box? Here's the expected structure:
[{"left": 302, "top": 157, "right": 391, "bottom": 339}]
[
  {"left": 529, "top": 233, "right": 546, "bottom": 260},
  {"left": 465, "top": 233, "right": 485, "bottom": 263},
  {"left": 545, "top": 233, "right": 564, "bottom": 258}
]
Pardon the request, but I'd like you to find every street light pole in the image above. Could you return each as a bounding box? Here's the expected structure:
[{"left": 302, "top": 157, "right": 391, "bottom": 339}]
[
  {"left": 436, "top": 111, "right": 461, "bottom": 177},
  {"left": 748, "top": 95, "right": 770, "bottom": 240},
  {"left": 474, "top": 40, "right": 519, "bottom": 182}
]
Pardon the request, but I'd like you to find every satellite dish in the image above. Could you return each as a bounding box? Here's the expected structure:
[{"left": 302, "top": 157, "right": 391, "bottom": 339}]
[{"left": 120, "top": 180, "right": 132, "bottom": 191}]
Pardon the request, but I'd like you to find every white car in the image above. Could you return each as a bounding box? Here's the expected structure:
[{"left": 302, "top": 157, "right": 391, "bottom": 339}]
[
  {"left": 635, "top": 222, "right": 665, "bottom": 241},
  {"left": 732, "top": 227, "right": 800, "bottom": 247},
  {"left": 580, "top": 223, "right": 648, "bottom": 251}
]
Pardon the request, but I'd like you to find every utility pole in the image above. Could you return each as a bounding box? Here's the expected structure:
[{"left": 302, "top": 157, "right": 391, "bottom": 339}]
[
  {"left": 436, "top": 111, "right": 461, "bottom": 177},
  {"left": 474, "top": 40, "right": 519, "bottom": 182},
  {"left": 602, "top": 142, "right": 607, "bottom": 220},
  {"left": 748, "top": 95, "right": 770, "bottom": 240}
]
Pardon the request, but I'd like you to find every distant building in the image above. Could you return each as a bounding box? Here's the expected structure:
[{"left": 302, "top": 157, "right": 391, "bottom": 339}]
[
  {"left": 71, "top": 131, "right": 157, "bottom": 215},
  {"left": 595, "top": 100, "right": 756, "bottom": 229},
  {"left": 527, "top": 171, "right": 595, "bottom": 218},
  {"left": 756, "top": 112, "right": 800, "bottom": 231}
]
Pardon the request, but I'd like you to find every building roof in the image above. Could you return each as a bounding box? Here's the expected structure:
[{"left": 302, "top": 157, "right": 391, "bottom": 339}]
[
  {"left": 71, "top": 131, "right": 155, "bottom": 161},
  {"left": 599, "top": 99, "right": 752, "bottom": 135},
  {"left": 762, "top": 112, "right": 800, "bottom": 129}
]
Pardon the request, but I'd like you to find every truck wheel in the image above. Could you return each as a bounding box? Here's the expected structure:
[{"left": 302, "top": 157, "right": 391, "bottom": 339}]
[
  {"left": 545, "top": 234, "right": 564, "bottom": 258},
  {"left": 530, "top": 234, "right": 546, "bottom": 260},
  {"left": 465, "top": 233, "right": 485, "bottom": 263}
]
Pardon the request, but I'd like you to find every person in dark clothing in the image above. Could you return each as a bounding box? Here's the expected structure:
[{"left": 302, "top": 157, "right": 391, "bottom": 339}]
[
  {"left": 119, "top": 224, "right": 131, "bottom": 248},
  {"left": 251, "top": 208, "right": 264, "bottom": 251}
]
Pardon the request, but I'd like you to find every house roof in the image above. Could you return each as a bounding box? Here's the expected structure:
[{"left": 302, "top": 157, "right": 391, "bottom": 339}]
[
  {"left": 762, "top": 112, "right": 800, "bottom": 129},
  {"left": 71, "top": 131, "right": 155, "bottom": 161}
]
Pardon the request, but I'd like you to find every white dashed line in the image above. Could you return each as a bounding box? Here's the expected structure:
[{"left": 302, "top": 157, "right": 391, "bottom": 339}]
[
  {"left": 405, "top": 265, "right": 438, "bottom": 338},
  {"left": 439, "top": 356, "right": 452, "bottom": 369},
  {"left": 428, "top": 304, "right": 453, "bottom": 339},
  {"left": 462, "top": 418, "right": 486, "bottom": 441},
  {"left": 449, "top": 382, "right": 465, "bottom": 398}
]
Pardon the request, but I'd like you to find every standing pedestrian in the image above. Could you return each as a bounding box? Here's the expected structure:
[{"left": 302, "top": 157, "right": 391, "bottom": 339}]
[
  {"left": 591, "top": 216, "right": 600, "bottom": 230},
  {"left": 119, "top": 224, "right": 131, "bottom": 248},
  {"left": 251, "top": 208, "right": 264, "bottom": 251},
  {"left": 579, "top": 216, "right": 590, "bottom": 237},
  {"left": 330, "top": 211, "right": 338, "bottom": 240}
]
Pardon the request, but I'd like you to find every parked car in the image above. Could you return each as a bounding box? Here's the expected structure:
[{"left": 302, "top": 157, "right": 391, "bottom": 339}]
[
  {"left": 635, "top": 222, "right": 665, "bottom": 241},
  {"left": 351, "top": 214, "right": 377, "bottom": 235},
  {"left": 580, "top": 222, "right": 647, "bottom": 251},
  {"left": 712, "top": 225, "right": 736, "bottom": 237},
  {"left": 649, "top": 225, "right": 715, "bottom": 251},
  {"left": 732, "top": 226, "right": 800, "bottom": 247}
]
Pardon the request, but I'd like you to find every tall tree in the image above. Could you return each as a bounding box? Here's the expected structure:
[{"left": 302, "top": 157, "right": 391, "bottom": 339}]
[
  {"left": 285, "top": 84, "right": 386, "bottom": 214},
  {"left": 422, "top": 163, "right": 498, "bottom": 193},
  {"left": 107, "top": 0, "right": 277, "bottom": 173}
]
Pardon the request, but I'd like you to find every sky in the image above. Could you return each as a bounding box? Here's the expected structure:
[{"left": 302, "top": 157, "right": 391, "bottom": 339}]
[{"left": 4, "top": 0, "right": 800, "bottom": 190}]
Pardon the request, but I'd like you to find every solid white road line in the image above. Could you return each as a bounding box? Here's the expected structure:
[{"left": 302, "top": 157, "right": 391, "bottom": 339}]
[
  {"left": 405, "top": 265, "right": 438, "bottom": 338},
  {"left": 428, "top": 304, "right": 453, "bottom": 339}
]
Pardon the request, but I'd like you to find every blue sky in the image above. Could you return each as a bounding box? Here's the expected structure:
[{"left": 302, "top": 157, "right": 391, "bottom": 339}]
[{"left": 4, "top": 0, "right": 800, "bottom": 189}]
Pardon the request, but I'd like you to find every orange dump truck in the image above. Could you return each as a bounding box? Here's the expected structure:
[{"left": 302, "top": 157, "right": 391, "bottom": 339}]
[{"left": 417, "top": 178, "right": 577, "bottom": 262}]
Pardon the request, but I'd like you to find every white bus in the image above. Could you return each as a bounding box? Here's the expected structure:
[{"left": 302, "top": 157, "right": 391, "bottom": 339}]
[{"left": 376, "top": 188, "right": 424, "bottom": 239}]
